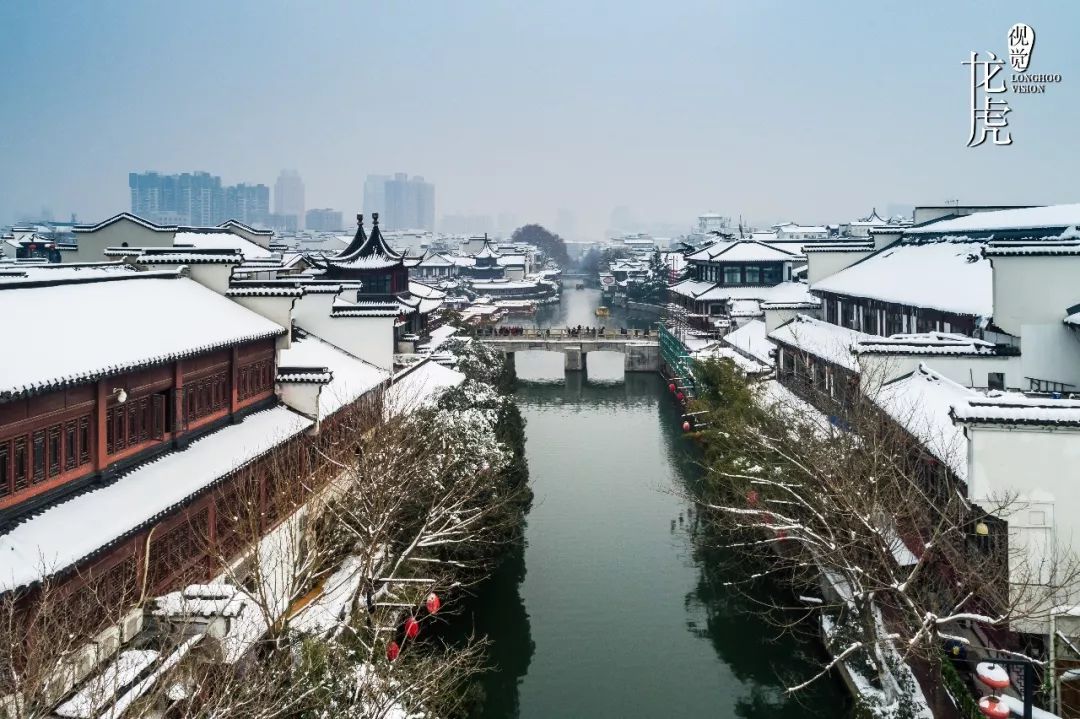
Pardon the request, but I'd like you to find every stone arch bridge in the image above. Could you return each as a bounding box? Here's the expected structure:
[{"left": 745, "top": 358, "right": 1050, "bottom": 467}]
[{"left": 475, "top": 329, "right": 660, "bottom": 373}]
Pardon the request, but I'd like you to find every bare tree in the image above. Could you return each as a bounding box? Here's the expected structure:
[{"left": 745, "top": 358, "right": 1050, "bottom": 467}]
[{"left": 685, "top": 357, "right": 1080, "bottom": 715}]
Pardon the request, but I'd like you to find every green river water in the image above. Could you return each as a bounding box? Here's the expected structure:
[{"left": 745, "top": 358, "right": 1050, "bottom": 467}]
[{"left": 457, "top": 288, "right": 851, "bottom": 718}]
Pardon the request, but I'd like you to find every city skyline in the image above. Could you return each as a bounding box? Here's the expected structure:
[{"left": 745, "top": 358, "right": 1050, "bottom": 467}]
[{"left": 2, "top": 1, "right": 1078, "bottom": 238}]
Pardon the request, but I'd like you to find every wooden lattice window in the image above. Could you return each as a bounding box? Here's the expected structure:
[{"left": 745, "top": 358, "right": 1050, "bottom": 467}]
[
  {"left": 146, "top": 510, "right": 210, "bottom": 593},
  {"left": 64, "top": 421, "right": 77, "bottom": 471},
  {"left": 47, "top": 425, "right": 61, "bottom": 478},
  {"left": 13, "top": 437, "right": 27, "bottom": 491},
  {"left": 0, "top": 441, "right": 9, "bottom": 498},
  {"left": 31, "top": 430, "right": 45, "bottom": 484}
]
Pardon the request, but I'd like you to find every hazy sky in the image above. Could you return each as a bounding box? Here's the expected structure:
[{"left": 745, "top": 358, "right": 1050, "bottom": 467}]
[{"left": 1, "top": 1, "right": 1077, "bottom": 238}]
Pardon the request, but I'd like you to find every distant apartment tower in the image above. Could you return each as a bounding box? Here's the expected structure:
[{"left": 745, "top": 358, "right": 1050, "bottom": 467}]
[
  {"left": 224, "top": 183, "right": 270, "bottom": 227},
  {"left": 130, "top": 171, "right": 224, "bottom": 226},
  {"left": 365, "top": 173, "right": 435, "bottom": 231},
  {"left": 306, "top": 208, "right": 343, "bottom": 232},
  {"left": 274, "top": 169, "right": 305, "bottom": 230},
  {"left": 129, "top": 172, "right": 271, "bottom": 227},
  {"left": 363, "top": 175, "right": 390, "bottom": 217}
]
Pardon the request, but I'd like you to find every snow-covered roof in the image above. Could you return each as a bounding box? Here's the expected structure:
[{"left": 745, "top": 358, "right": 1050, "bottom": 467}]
[
  {"left": 418, "top": 252, "right": 454, "bottom": 267},
  {"left": 811, "top": 240, "right": 992, "bottom": 317},
  {"left": 174, "top": 230, "right": 272, "bottom": 259},
  {"left": 872, "top": 364, "right": 975, "bottom": 480},
  {"left": 754, "top": 379, "right": 833, "bottom": 434},
  {"left": 905, "top": 204, "right": 1080, "bottom": 235},
  {"left": 0, "top": 262, "right": 139, "bottom": 285},
  {"left": 73, "top": 212, "right": 176, "bottom": 233},
  {"left": 0, "top": 405, "right": 312, "bottom": 592},
  {"left": 670, "top": 279, "right": 820, "bottom": 306},
  {"left": 692, "top": 344, "right": 769, "bottom": 375},
  {"left": 225, "top": 286, "right": 305, "bottom": 298},
  {"left": 856, "top": 332, "right": 998, "bottom": 356},
  {"left": 137, "top": 251, "right": 244, "bottom": 265},
  {"left": 497, "top": 254, "right": 526, "bottom": 266},
  {"left": 722, "top": 319, "right": 775, "bottom": 366},
  {"left": 950, "top": 395, "right": 1080, "bottom": 427},
  {"left": 387, "top": 359, "right": 466, "bottom": 415},
  {"left": 802, "top": 241, "right": 875, "bottom": 253},
  {"left": 687, "top": 239, "right": 801, "bottom": 263},
  {"left": 0, "top": 275, "right": 285, "bottom": 401},
  {"left": 470, "top": 279, "right": 542, "bottom": 291},
  {"left": 768, "top": 314, "right": 874, "bottom": 371},
  {"left": 417, "top": 325, "right": 459, "bottom": 353},
  {"left": 280, "top": 333, "right": 388, "bottom": 419},
  {"left": 983, "top": 237, "right": 1080, "bottom": 256}
]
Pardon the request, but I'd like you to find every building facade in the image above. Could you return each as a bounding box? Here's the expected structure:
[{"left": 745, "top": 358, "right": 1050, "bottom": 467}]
[{"left": 274, "top": 170, "right": 305, "bottom": 230}]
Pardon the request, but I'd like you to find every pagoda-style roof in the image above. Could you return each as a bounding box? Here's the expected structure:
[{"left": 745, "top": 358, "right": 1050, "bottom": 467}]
[
  {"left": 331, "top": 212, "right": 402, "bottom": 265},
  {"left": 311, "top": 212, "right": 404, "bottom": 275},
  {"left": 474, "top": 236, "right": 501, "bottom": 259}
]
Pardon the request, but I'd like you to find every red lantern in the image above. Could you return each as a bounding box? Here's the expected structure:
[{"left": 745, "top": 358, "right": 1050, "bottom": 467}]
[
  {"left": 976, "top": 696, "right": 1010, "bottom": 719},
  {"left": 682, "top": 421, "right": 691, "bottom": 432},
  {"left": 776, "top": 529, "right": 788, "bottom": 539},
  {"left": 746, "top": 489, "right": 759, "bottom": 506},
  {"left": 676, "top": 392, "right": 685, "bottom": 401},
  {"left": 426, "top": 593, "right": 441, "bottom": 615},
  {"left": 668, "top": 383, "right": 676, "bottom": 393},
  {"left": 386, "top": 641, "right": 400, "bottom": 662},
  {"left": 404, "top": 616, "right": 420, "bottom": 640}
]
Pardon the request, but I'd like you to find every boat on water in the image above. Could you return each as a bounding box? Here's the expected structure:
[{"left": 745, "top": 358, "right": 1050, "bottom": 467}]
[{"left": 595, "top": 306, "right": 611, "bottom": 318}]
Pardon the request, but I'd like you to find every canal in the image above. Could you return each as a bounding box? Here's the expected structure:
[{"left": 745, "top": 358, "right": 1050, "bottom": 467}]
[{"left": 456, "top": 288, "right": 851, "bottom": 718}]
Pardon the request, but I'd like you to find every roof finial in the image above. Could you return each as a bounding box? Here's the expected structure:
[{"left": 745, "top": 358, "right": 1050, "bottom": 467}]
[
  {"left": 372, "top": 212, "right": 380, "bottom": 227},
  {"left": 356, "top": 213, "right": 363, "bottom": 228}
]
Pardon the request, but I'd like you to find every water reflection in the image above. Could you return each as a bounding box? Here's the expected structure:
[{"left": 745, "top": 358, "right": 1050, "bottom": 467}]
[{"left": 456, "top": 323, "right": 848, "bottom": 718}]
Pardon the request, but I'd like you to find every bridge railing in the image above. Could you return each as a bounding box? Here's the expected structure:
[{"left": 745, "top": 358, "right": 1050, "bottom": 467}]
[{"left": 470, "top": 327, "right": 655, "bottom": 340}]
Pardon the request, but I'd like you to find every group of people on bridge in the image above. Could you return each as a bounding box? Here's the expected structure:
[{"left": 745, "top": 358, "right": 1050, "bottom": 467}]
[{"left": 472, "top": 325, "right": 652, "bottom": 338}]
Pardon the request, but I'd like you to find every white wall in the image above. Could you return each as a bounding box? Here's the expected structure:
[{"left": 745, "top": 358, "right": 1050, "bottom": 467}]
[
  {"left": 279, "top": 382, "right": 322, "bottom": 422},
  {"left": 806, "top": 250, "right": 873, "bottom": 285},
  {"left": 764, "top": 306, "right": 821, "bottom": 333},
  {"left": 294, "top": 290, "right": 396, "bottom": 371},
  {"left": 231, "top": 295, "right": 296, "bottom": 348},
  {"left": 991, "top": 254, "right": 1080, "bottom": 388},
  {"left": 858, "top": 353, "right": 1023, "bottom": 388},
  {"left": 69, "top": 221, "right": 174, "bottom": 263},
  {"left": 966, "top": 424, "right": 1080, "bottom": 631},
  {"left": 992, "top": 255, "right": 1080, "bottom": 335}
]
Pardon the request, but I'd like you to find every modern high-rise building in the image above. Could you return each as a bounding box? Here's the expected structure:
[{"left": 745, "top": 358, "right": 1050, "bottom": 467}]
[
  {"left": 306, "top": 208, "right": 343, "bottom": 232},
  {"left": 224, "top": 183, "right": 270, "bottom": 227},
  {"left": 129, "top": 172, "right": 269, "bottom": 227},
  {"left": 363, "top": 174, "right": 390, "bottom": 217},
  {"left": 364, "top": 173, "right": 435, "bottom": 231},
  {"left": 274, "top": 169, "right": 305, "bottom": 230}
]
